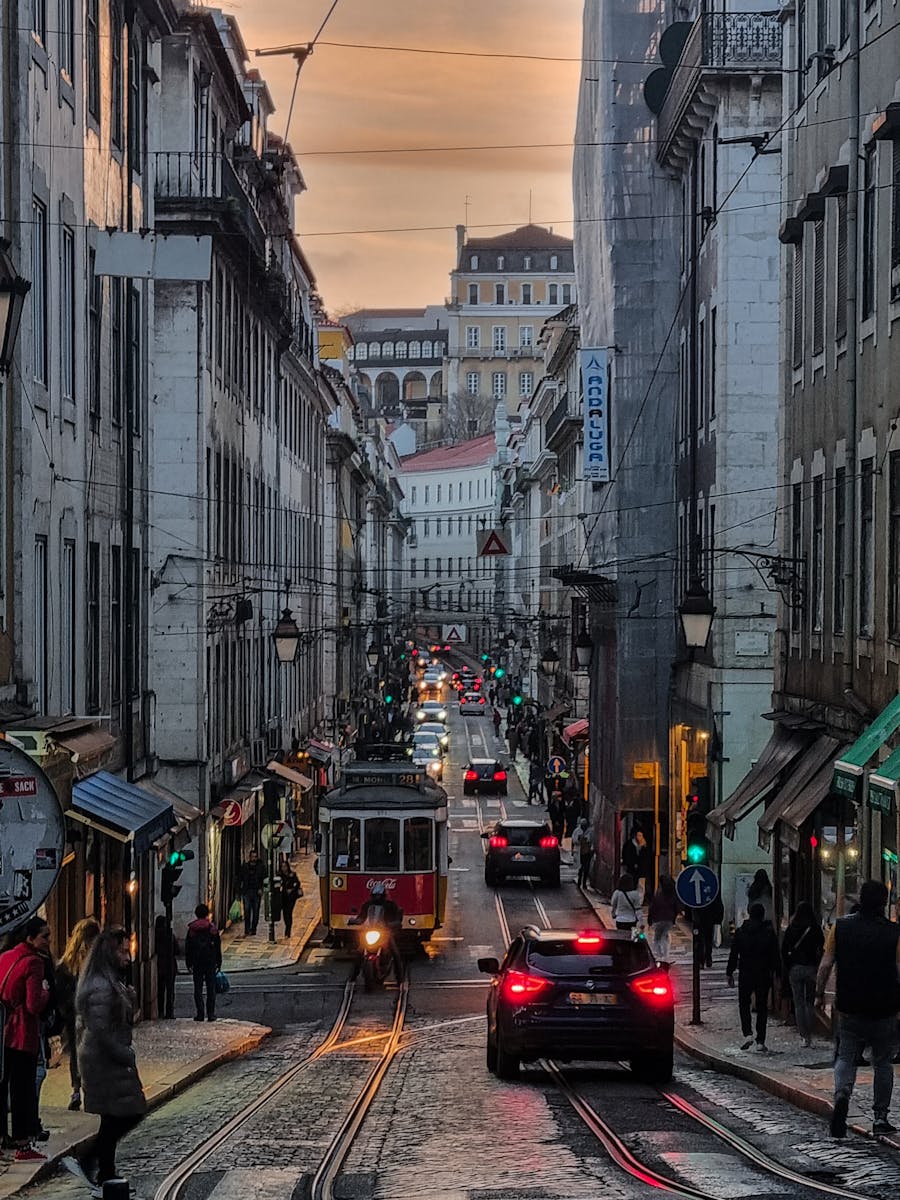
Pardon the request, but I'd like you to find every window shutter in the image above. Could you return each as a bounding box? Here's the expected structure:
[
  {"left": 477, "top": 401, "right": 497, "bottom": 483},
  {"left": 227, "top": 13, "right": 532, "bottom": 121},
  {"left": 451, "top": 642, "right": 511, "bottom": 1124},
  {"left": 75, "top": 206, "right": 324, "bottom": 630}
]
[
  {"left": 812, "top": 218, "right": 825, "bottom": 354},
  {"left": 892, "top": 143, "right": 900, "bottom": 273},
  {"left": 835, "top": 194, "right": 848, "bottom": 339},
  {"left": 792, "top": 243, "right": 804, "bottom": 367}
]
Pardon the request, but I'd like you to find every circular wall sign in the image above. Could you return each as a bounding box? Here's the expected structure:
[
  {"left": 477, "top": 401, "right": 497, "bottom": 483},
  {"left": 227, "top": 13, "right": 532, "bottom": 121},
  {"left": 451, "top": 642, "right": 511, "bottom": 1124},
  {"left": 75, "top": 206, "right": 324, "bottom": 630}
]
[{"left": 0, "top": 741, "right": 65, "bottom": 934}]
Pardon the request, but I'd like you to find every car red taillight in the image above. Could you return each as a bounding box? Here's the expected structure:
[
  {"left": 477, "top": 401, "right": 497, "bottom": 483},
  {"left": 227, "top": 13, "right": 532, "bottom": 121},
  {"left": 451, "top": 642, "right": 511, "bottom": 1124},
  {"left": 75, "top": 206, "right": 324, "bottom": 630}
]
[
  {"left": 478, "top": 697, "right": 485, "bottom": 704},
  {"left": 501, "top": 970, "right": 551, "bottom": 1004},
  {"left": 465, "top": 769, "right": 478, "bottom": 781},
  {"left": 493, "top": 770, "right": 507, "bottom": 782},
  {"left": 489, "top": 835, "right": 508, "bottom": 849},
  {"left": 539, "top": 835, "right": 558, "bottom": 848},
  {"left": 629, "top": 972, "right": 673, "bottom": 1005},
  {"left": 575, "top": 933, "right": 602, "bottom": 948}
]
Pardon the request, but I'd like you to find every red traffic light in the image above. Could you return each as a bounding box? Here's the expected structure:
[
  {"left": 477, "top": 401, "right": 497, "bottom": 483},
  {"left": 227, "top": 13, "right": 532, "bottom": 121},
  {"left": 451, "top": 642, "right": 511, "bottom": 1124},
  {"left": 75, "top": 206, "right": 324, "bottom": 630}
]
[{"left": 809, "top": 834, "right": 819, "bottom": 849}]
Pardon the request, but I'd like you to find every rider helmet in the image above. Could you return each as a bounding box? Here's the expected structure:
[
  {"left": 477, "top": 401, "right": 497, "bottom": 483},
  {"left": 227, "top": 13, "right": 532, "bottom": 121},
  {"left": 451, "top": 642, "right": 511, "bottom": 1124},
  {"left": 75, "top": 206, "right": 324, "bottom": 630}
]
[{"left": 371, "top": 881, "right": 387, "bottom": 899}]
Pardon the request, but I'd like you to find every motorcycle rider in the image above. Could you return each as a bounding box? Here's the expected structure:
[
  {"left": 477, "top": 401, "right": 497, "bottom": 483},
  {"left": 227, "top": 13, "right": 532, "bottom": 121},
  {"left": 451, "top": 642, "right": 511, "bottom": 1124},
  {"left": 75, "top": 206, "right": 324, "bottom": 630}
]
[{"left": 351, "top": 882, "right": 404, "bottom": 980}]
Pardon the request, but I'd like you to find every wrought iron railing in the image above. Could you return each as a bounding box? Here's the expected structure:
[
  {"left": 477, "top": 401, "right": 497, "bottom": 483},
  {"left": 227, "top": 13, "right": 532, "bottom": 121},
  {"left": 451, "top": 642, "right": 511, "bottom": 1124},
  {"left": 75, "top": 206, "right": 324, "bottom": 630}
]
[
  {"left": 544, "top": 390, "right": 574, "bottom": 445},
  {"left": 658, "top": 12, "right": 782, "bottom": 153}
]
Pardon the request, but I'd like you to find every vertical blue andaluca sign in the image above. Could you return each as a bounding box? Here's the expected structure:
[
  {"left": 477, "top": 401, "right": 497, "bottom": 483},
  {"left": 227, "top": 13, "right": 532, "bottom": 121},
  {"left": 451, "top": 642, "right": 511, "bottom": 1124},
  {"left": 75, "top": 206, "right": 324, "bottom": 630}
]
[{"left": 581, "top": 349, "right": 610, "bottom": 482}]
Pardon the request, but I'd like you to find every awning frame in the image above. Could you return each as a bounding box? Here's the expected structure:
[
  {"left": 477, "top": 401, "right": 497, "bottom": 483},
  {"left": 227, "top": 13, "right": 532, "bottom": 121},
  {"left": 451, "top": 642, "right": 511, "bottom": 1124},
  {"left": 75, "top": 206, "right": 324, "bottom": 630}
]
[
  {"left": 707, "top": 727, "right": 810, "bottom": 837},
  {"left": 832, "top": 692, "right": 900, "bottom": 802}
]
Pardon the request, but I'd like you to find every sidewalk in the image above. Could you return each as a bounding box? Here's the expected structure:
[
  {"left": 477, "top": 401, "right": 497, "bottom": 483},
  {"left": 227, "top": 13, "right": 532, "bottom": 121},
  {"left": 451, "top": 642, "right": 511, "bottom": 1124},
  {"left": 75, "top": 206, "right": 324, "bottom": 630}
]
[
  {"left": 0, "top": 1017, "right": 270, "bottom": 1198},
  {"left": 583, "top": 889, "right": 900, "bottom": 1146},
  {"left": 220, "top": 847, "right": 321, "bottom": 972}
]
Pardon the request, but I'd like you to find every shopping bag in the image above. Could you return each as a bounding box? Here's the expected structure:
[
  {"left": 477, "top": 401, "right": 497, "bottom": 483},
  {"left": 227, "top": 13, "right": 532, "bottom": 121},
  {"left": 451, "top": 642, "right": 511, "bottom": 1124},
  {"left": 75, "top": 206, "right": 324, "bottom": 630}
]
[
  {"left": 227, "top": 899, "right": 242, "bottom": 925},
  {"left": 214, "top": 970, "right": 230, "bottom": 995}
]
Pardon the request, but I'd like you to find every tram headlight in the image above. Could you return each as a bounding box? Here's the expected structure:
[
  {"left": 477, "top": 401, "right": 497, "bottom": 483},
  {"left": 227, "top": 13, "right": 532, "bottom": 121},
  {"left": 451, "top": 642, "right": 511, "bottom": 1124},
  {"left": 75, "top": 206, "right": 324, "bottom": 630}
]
[{"left": 364, "top": 929, "right": 382, "bottom": 947}]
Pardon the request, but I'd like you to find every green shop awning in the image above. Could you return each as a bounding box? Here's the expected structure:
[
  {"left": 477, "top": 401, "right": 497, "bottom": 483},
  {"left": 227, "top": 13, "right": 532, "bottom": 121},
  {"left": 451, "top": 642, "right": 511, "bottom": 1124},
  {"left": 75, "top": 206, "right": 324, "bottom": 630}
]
[
  {"left": 832, "top": 693, "right": 900, "bottom": 803},
  {"left": 868, "top": 744, "right": 900, "bottom": 816}
]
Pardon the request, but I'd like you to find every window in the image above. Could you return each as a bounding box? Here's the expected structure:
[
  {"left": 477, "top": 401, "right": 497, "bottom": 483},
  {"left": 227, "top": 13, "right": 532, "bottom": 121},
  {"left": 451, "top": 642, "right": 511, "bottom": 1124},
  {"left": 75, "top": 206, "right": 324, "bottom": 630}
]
[
  {"left": 861, "top": 145, "right": 876, "bottom": 320},
  {"left": 382, "top": 341, "right": 394, "bottom": 358},
  {"left": 548, "top": 284, "right": 558, "bottom": 305},
  {"left": 815, "top": 0, "right": 829, "bottom": 79},
  {"left": 497, "top": 255, "right": 505, "bottom": 270},
  {"left": 492, "top": 372, "right": 507, "bottom": 398},
  {"left": 192, "top": 70, "right": 201, "bottom": 162},
  {"left": 892, "top": 143, "right": 900, "bottom": 279},
  {"left": 86, "top": 0, "right": 100, "bottom": 118},
  {"left": 31, "top": 198, "right": 47, "bottom": 384},
  {"left": 812, "top": 218, "right": 825, "bottom": 354},
  {"left": 791, "top": 244, "right": 803, "bottom": 368},
  {"left": 61, "top": 539, "right": 76, "bottom": 712},
  {"left": 859, "top": 458, "right": 875, "bottom": 635},
  {"left": 697, "top": 316, "right": 706, "bottom": 426},
  {"left": 562, "top": 284, "right": 573, "bottom": 305},
  {"left": 796, "top": 0, "right": 806, "bottom": 106},
  {"left": 410, "top": 557, "right": 417, "bottom": 579},
  {"left": 410, "top": 486, "right": 417, "bottom": 505},
  {"left": 404, "top": 817, "right": 433, "bottom": 870},
  {"left": 58, "top": 0, "right": 74, "bottom": 76},
  {"left": 790, "top": 484, "right": 803, "bottom": 633},
  {"left": 423, "top": 519, "right": 430, "bottom": 536},
  {"left": 524, "top": 255, "right": 532, "bottom": 270},
  {"left": 519, "top": 371, "right": 533, "bottom": 397},
  {"left": 436, "top": 484, "right": 442, "bottom": 503},
  {"left": 890, "top": 453, "right": 900, "bottom": 639},
  {"left": 60, "top": 227, "right": 75, "bottom": 400},
  {"left": 709, "top": 307, "right": 717, "bottom": 419},
  {"left": 550, "top": 254, "right": 558, "bottom": 270},
  {"left": 110, "top": 545, "right": 121, "bottom": 703},
  {"left": 129, "top": 547, "right": 140, "bottom": 692},
  {"left": 448, "top": 484, "right": 454, "bottom": 502},
  {"left": 332, "top": 817, "right": 361, "bottom": 870},
  {"left": 470, "top": 254, "right": 479, "bottom": 269},
  {"left": 86, "top": 541, "right": 100, "bottom": 711},
  {"left": 111, "top": 280, "right": 123, "bottom": 425},
  {"left": 424, "top": 485, "right": 430, "bottom": 504},
  {"left": 128, "top": 30, "right": 144, "bottom": 172},
  {"left": 129, "top": 285, "right": 142, "bottom": 434},
  {"left": 522, "top": 283, "right": 532, "bottom": 305},
  {"left": 34, "top": 537, "right": 47, "bottom": 711},
  {"left": 466, "top": 371, "right": 479, "bottom": 395},
  {"left": 495, "top": 284, "right": 506, "bottom": 305},
  {"left": 492, "top": 325, "right": 507, "bottom": 352},
  {"left": 435, "top": 517, "right": 442, "bottom": 536},
  {"left": 468, "top": 481, "right": 472, "bottom": 500},
  {"left": 423, "top": 558, "right": 430, "bottom": 576},
  {"left": 520, "top": 325, "right": 533, "bottom": 348},
  {"left": 396, "top": 341, "right": 407, "bottom": 359},
  {"left": 88, "top": 249, "right": 101, "bottom": 418},
  {"left": 436, "top": 557, "right": 443, "bottom": 577},
  {"left": 468, "top": 284, "right": 478, "bottom": 305},
  {"left": 811, "top": 476, "right": 824, "bottom": 629},
  {"left": 355, "top": 341, "right": 367, "bottom": 359},
  {"left": 422, "top": 340, "right": 433, "bottom": 358},
  {"left": 838, "top": 0, "right": 849, "bottom": 45},
  {"left": 408, "top": 341, "right": 420, "bottom": 358},
  {"left": 32, "top": 0, "right": 45, "bottom": 41},
  {"left": 465, "top": 325, "right": 480, "bottom": 349},
  {"left": 110, "top": 3, "right": 123, "bottom": 147}
]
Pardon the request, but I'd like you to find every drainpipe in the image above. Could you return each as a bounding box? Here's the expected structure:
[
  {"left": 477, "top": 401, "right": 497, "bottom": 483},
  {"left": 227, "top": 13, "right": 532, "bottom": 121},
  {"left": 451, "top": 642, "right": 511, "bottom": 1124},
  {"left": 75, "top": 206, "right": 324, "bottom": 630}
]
[{"left": 838, "top": 0, "right": 861, "bottom": 913}]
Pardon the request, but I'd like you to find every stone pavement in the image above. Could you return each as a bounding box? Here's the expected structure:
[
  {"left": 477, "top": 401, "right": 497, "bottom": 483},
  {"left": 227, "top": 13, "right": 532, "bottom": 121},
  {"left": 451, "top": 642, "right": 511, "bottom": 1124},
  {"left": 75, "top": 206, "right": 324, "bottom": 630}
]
[
  {"left": 0, "top": 1017, "right": 270, "bottom": 1198},
  {"left": 220, "top": 847, "right": 321, "bottom": 972},
  {"left": 582, "top": 889, "right": 900, "bottom": 1148}
]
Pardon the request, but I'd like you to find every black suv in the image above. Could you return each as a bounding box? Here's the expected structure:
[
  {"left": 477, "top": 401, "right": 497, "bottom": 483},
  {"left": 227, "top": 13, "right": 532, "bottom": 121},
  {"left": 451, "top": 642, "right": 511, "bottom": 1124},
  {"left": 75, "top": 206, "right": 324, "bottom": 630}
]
[
  {"left": 478, "top": 927, "right": 674, "bottom": 1082},
  {"left": 481, "top": 820, "right": 560, "bottom": 887},
  {"left": 463, "top": 758, "right": 508, "bottom": 796}
]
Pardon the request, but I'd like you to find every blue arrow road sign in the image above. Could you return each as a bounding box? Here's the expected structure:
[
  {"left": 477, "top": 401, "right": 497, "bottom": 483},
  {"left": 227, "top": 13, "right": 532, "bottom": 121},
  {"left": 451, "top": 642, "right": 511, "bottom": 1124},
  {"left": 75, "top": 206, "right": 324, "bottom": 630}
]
[
  {"left": 546, "top": 755, "right": 567, "bottom": 777},
  {"left": 675, "top": 864, "right": 720, "bottom": 910}
]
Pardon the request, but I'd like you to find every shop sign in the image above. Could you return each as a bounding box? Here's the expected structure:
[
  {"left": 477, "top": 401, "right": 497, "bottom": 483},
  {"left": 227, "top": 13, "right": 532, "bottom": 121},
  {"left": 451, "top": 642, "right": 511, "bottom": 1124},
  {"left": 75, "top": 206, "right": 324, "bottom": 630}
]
[
  {"left": 580, "top": 349, "right": 609, "bottom": 483},
  {"left": 0, "top": 743, "right": 65, "bottom": 934}
]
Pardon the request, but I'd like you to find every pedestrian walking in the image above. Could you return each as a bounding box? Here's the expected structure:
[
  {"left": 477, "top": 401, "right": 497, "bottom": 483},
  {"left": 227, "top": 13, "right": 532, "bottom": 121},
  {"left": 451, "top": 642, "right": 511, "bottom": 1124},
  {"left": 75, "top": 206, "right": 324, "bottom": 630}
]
[
  {"left": 781, "top": 901, "right": 824, "bottom": 1048},
  {"left": 278, "top": 858, "right": 303, "bottom": 938},
  {"left": 154, "top": 914, "right": 179, "bottom": 1020},
  {"left": 572, "top": 818, "right": 594, "bottom": 889},
  {"left": 0, "top": 916, "right": 52, "bottom": 1161},
  {"left": 610, "top": 874, "right": 643, "bottom": 932},
  {"left": 747, "top": 868, "right": 775, "bottom": 924},
  {"left": 506, "top": 720, "right": 520, "bottom": 760},
  {"left": 55, "top": 917, "right": 100, "bottom": 1113},
  {"left": 648, "top": 876, "right": 680, "bottom": 962},
  {"left": 689, "top": 891, "right": 724, "bottom": 968},
  {"left": 491, "top": 706, "right": 502, "bottom": 737},
  {"left": 70, "top": 927, "right": 147, "bottom": 1192},
  {"left": 238, "top": 848, "right": 264, "bottom": 936},
  {"left": 726, "top": 902, "right": 780, "bottom": 1054},
  {"left": 564, "top": 791, "right": 580, "bottom": 844},
  {"left": 527, "top": 759, "right": 543, "bottom": 805},
  {"left": 547, "top": 789, "right": 565, "bottom": 842},
  {"left": 622, "top": 828, "right": 652, "bottom": 902},
  {"left": 815, "top": 880, "right": 900, "bottom": 1138},
  {"left": 185, "top": 904, "right": 222, "bottom": 1022},
  {"left": 488, "top": 686, "right": 496, "bottom": 705}
]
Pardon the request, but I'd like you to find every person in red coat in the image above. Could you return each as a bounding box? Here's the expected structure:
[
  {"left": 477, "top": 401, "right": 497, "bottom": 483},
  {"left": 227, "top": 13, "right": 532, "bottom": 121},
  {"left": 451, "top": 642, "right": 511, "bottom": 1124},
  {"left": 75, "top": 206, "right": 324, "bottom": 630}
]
[{"left": 0, "top": 916, "right": 51, "bottom": 1160}]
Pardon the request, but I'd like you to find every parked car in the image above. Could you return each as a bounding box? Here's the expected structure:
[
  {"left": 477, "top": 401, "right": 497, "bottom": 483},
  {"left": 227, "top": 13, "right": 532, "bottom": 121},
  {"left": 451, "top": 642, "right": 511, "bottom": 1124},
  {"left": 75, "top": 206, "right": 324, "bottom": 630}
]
[
  {"left": 463, "top": 758, "right": 508, "bottom": 796},
  {"left": 481, "top": 819, "right": 559, "bottom": 887},
  {"left": 478, "top": 927, "right": 674, "bottom": 1081},
  {"left": 460, "top": 691, "right": 486, "bottom": 715}
]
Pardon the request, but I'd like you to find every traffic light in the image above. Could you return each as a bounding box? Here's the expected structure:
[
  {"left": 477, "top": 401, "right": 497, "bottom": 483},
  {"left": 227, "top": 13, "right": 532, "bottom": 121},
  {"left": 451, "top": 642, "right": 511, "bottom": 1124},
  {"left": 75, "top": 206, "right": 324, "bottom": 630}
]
[
  {"left": 161, "top": 848, "right": 195, "bottom": 904},
  {"left": 512, "top": 692, "right": 523, "bottom": 706},
  {"left": 494, "top": 667, "right": 505, "bottom": 679},
  {"left": 262, "top": 779, "right": 282, "bottom": 824},
  {"left": 384, "top": 692, "right": 394, "bottom": 705},
  {"left": 480, "top": 653, "right": 489, "bottom": 663},
  {"left": 685, "top": 780, "right": 711, "bottom": 865}
]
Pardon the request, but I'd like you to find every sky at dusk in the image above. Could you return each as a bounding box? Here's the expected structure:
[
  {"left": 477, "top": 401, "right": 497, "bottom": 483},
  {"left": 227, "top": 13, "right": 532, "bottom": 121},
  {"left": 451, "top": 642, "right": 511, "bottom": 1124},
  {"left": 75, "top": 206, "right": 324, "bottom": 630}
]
[{"left": 228, "top": 1, "right": 584, "bottom": 313}]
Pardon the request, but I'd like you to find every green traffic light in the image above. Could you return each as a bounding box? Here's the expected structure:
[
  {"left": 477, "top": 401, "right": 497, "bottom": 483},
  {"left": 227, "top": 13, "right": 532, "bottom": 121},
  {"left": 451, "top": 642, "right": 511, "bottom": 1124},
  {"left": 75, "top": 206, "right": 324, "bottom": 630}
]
[
  {"left": 512, "top": 694, "right": 523, "bottom": 706},
  {"left": 480, "top": 653, "right": 489, "bottom": 662},
  {"left": 168, "top": 850, "right": 182, "bottom": 867},
  {"left": 384, "top": 694, "right": 393, "bottom": 704},
  {"left": 495, "top": 667, "right": 505, "bottom": 679},
  {"left": 686, "top": 843, "right": 707, "bottom": 865}
]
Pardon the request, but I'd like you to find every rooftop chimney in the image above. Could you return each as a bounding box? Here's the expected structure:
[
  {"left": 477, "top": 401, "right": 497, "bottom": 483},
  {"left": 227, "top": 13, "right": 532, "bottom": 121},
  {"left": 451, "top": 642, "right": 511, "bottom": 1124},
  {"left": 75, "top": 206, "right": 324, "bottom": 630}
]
[{"left": 456, "top": 224, "right": 466, "bottom": 260}]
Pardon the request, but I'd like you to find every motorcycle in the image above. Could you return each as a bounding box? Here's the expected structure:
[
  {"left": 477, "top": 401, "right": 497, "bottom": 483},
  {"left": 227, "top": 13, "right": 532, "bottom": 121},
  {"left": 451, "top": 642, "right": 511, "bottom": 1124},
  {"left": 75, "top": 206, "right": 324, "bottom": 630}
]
[{"left": 357, "top": 905, "right": 393, "bottom": 991}]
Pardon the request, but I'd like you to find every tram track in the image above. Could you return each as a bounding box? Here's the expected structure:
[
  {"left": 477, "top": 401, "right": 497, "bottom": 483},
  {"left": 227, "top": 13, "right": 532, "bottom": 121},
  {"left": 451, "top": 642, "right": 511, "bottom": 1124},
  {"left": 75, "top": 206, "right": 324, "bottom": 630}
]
[{"left": 490, "top": 882, "right": 883, "bottom": 1200}]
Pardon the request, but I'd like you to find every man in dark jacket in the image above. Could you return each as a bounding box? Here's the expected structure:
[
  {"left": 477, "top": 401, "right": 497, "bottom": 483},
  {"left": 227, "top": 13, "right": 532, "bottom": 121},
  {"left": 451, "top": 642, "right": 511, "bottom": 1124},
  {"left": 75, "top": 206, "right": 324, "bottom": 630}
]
[
  {"left": 727, "top": 902, "right": 780, "bottom": 1053},
  {"left": 238, "top": 849, "right": 264, "bottom": 936},
  {"left": 184, "top": 905, "right": 222, "bottom": 1022},
  {"left": 816, "top": 880, "right": 900, "bottom": 1137}
]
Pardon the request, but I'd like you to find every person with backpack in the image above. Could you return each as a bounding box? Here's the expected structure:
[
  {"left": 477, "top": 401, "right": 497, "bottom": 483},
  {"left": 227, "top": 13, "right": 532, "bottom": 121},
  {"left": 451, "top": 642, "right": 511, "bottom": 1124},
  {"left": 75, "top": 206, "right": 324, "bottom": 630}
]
[
  {"left": 0, "top": 916, "right": 52, "bottom": 1161},
  {"left": 781, "top": 901, "right": 824, "bottom": 1048},
  {"left": 727, "top": 902, "right": 781, "bottom": 1053},
  {"left": 278, "top": 859, "right": 303, "bottom": 939},
  {"left": 184, "top": 904, "right": 222, "bottom": 1022}
]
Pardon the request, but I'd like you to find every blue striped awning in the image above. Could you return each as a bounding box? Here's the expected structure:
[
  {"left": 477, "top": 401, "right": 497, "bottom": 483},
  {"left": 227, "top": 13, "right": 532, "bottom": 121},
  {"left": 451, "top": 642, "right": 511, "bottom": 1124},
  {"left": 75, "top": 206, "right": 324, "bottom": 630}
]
[{"left": 69, "top": 771, "right": 175, "bottom": 854}]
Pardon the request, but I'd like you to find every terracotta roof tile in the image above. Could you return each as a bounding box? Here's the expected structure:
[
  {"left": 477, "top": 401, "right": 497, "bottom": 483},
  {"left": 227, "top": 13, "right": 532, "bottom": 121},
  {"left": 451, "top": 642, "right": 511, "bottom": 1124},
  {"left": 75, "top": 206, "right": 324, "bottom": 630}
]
[{"left": 400, "top": 434, "right": 496, "bottom": 472}]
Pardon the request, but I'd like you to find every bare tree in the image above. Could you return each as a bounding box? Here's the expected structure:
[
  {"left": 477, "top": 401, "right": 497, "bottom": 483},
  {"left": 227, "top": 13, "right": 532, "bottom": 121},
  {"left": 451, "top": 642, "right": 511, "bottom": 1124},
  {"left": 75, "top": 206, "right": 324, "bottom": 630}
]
[{"left": 435, "top": 391, "right": 495, "bottom": 443}]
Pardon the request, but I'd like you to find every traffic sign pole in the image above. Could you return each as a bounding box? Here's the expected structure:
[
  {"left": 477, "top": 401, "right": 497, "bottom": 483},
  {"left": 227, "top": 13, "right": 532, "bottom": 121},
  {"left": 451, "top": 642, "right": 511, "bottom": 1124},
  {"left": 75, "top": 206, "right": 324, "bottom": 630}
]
[
  {"left": 691, "top": 916, "right": 702, "bottom": 1026},
  {"left": 675, "top": 865, "right": 719, "bottom": 1028}
]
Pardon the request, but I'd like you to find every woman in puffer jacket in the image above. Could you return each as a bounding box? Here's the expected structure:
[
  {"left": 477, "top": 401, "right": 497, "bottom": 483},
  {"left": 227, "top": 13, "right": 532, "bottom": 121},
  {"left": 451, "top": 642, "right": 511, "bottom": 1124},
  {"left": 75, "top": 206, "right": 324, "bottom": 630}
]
[{"left": 71, "top": 927, "right": 146, "bottom": 1194}]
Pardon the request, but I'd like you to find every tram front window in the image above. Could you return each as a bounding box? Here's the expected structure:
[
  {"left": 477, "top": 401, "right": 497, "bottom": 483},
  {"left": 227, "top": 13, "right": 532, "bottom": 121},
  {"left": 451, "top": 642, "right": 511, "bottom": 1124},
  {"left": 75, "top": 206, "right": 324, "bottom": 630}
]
[
  {"left": 365, "top": 817, "right": 400, "bottom": 871},
  {"left": 332, "top": 817, "right": 361, "bottom": 871},
  {"left": 404, "top": 817, "right": 433, "bottom": 871}
]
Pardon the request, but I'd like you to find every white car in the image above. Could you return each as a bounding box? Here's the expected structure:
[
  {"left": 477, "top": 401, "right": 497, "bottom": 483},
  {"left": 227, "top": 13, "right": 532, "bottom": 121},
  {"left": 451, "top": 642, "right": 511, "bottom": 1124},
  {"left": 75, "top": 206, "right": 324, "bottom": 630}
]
[
  {"left": 413, "top": 731, "right": 445, "bottom": 758},
  {"left": 417, "top": 700, "right": 448, "bottom": 723},
  {"left": 459, "top": 691, "right": 486, "bottom": 716},
  {"left": 412, "top": 745, "right": 443, "bottom": 780},
  {"left": 418, "top": 721, "right": 450, "bottom": 750}
]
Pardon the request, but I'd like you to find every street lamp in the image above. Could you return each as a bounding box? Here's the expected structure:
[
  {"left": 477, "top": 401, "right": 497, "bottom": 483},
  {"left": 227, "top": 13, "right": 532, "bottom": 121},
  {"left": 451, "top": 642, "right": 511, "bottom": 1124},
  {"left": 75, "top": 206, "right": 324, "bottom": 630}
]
[
  {"left": 366, "top": 642, "right": 380, "bottom": 669},
  {"left": 519, "top": 637, "right": 532, "bottom": 663},
  {"left": 574, "top": 627, "right": 593, "bottom": 670},
  {"left": 540, "top": 645, "right": 560, "bottom": 677},
  {"left": 272, "top": 608, "right": 301, "bottom": 663},
  {"left": 679, "top": 576, "right": 715, "bottom": 650},
  {"left": 506, "top": 631, "right": 516, "bottom": 649},
  {"left": 0, "top": 238, "right": 31, "bottom": 375}
]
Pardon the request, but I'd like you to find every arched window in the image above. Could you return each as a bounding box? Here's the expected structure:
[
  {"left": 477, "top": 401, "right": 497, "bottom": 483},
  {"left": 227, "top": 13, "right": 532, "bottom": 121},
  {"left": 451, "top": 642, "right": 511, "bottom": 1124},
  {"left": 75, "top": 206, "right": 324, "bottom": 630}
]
[
  {"left": 356, "top": 342, "right": 367, "bottom": 358},
  {"left": 396, "top": 341, "right": 407, "bottom": 359},
  {"left": 409, "top": 341, "right": 421, "bottom": 358},
  {"left": 470, "top": 254, "right": 479, "bottom": 269},
  {"left": 382, "top": 342, "right": 394, "bottom": 358},
  {"left": 369, "top": 342, "right": 381, "bottom": 357},
  {"left": 422, "top": 340, "right": 433, "bottom": 358}
]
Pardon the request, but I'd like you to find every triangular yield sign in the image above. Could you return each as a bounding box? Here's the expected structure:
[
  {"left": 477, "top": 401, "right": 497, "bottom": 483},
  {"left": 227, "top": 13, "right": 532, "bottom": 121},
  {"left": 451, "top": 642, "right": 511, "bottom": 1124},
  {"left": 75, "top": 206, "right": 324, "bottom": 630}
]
[
  {"left": 444, "top": 626, "right": 462, "bottom": 641},
  {"left": 479, "top": 529, "right": 510, "bottom": 556}
]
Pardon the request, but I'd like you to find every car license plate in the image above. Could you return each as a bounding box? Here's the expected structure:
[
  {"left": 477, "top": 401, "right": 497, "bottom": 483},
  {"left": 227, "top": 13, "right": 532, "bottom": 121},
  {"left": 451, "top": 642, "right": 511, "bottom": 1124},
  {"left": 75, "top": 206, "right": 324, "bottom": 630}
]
[
  {"left": 568, "top": 992, "right": 618, "bottom": 1006},
  {"left": 512, "top": 853, "right": 535, "bottom": 862}
]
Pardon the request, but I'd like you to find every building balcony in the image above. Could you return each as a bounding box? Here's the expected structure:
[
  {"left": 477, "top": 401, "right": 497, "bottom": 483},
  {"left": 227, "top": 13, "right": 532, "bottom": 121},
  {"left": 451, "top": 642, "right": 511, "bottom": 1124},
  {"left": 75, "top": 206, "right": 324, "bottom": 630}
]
[
  {"left": 155, "top": 150, "right": 268, "bottom": 266},
  {"left": 544, "top": 390, "right": 580, "bottom": 448},
  {"left": 656, "top": 12, "right": 782, "bottom": 166}
]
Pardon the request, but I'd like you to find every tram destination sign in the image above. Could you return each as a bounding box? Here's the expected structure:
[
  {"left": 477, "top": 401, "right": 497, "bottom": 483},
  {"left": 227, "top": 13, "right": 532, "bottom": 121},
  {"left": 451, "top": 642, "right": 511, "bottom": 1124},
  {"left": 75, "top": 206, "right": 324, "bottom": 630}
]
[
  {"left": 0, "top": 742, "right": 65, "bottom": 934},
  {"left": 342, "top": 763, "right": 426, "bottom": 789}
]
